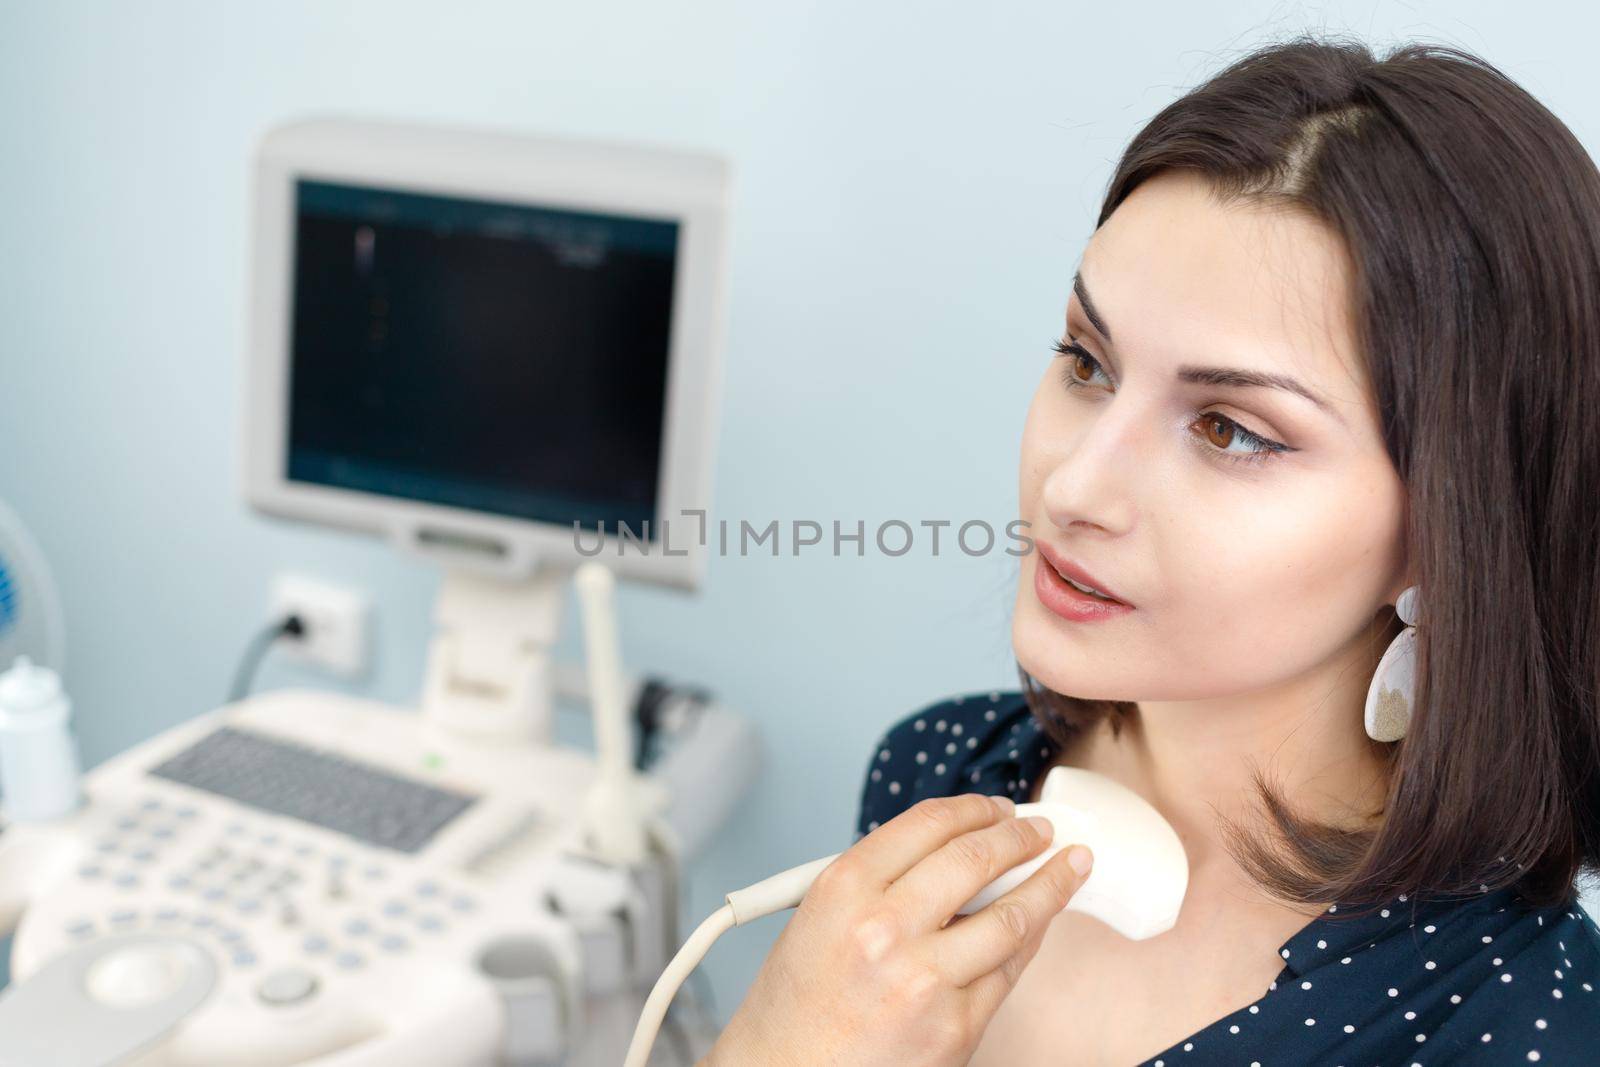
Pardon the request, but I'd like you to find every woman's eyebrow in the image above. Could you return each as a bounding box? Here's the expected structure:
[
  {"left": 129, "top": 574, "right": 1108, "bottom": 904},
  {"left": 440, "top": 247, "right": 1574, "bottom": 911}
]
[
  {"left": 1073, "top": 271, "right": 1116, "bottom": 342},
  {"left": 1072, "top": 270, "right": 1343, "bottom": 424}
]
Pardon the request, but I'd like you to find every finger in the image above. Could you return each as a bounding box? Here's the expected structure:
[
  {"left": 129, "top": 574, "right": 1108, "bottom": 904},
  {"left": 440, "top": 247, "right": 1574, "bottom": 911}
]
[
  {"left": 885, "top": 812, "right": 1056, "bottom": 925},
  {"left": 848, "top": 793, "right": 1015, "bottom": 886},
  {"left": 931, "top": 843, "right": 1092, "bottom": 989},
  {"left": 960, "top": 915, "right": 1052, "bottom": 1031}
]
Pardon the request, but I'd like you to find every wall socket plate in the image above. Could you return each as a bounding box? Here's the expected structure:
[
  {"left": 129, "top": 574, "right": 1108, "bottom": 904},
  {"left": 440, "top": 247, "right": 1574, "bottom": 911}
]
[{"left": 270, "top": 574, "right": 370, "bottom": 678}]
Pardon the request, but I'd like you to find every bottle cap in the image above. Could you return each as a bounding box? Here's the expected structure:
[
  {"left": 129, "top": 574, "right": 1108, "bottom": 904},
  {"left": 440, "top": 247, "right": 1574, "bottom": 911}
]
[{"left": 0, "top": 655, "right": 68, "bottom": 723}]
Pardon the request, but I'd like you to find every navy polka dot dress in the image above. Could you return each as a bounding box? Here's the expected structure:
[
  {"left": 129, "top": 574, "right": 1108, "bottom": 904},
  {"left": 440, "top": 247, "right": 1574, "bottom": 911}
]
[{"left": 855, "top": 689, "right": 1600, "bottom": 1065}]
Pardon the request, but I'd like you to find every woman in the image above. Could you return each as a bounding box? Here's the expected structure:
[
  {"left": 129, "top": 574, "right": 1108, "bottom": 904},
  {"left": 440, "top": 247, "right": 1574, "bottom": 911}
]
[{"left": 704, "top": 35, "right": 1600, "bottom": 1066}]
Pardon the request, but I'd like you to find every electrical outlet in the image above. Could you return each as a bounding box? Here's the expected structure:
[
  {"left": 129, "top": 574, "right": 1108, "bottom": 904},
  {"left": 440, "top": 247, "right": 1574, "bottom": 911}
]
[{"left": 270, "top": 574, "right": 370, "bottom": 678}]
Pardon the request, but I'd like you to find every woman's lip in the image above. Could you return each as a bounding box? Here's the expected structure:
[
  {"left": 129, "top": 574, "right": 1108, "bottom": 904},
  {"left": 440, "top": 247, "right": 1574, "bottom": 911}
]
[
  {"left": 1035, "top": 543, "right": 1131, "bottom": 606},
  {"left": 1032, "top": 550, "right": 1136, "bottom": 622}
]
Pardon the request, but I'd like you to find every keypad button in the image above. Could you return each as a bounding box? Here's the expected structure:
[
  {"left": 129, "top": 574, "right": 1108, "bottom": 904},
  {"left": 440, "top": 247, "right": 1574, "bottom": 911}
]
[
  {"left": 78, "top": 865, "right": 103, "bottom": 880},
  {"left": 235, "top": 898, "right": 262, "bottom": 915},
  {"left": 110, "top": 910, "right": 139, "bottom": 926},
  {"left": 381, "top": 899, "right": 408, "bottom": 919},
  {"left": 449, "top": 895, "right": 477, "bottom": 913},
  {"left": 343, "top": 918, "right": 372, "bottom": 937},
  {"left": 301, "top": 934, "right": 331, "bottom": 955},
  {"left": 231, "top": 950, "right": 258, "bottom": 967},
  {"left": 333, "top": 950, "right": 365, "bottom": 970},
  {"left": 414, "top": 880, "right": 440, "bottom": 898},
  {"left": 379, "top": 934, "right": 409, "bottom": 953},
  {"left": 167, "top": 874, "right": 192, "bottom": 891},
  {"left": 257, "top": 968, "right": 319, "bottom": 1007},
  {"left": 416, "top": 913, "right": 444, "bottom": 933},
  {"left": 113, "top": 873, "right": 142, "bottom": 890},
  {"left": 64, "top": 919, "right": 95, "bottom": 938}
]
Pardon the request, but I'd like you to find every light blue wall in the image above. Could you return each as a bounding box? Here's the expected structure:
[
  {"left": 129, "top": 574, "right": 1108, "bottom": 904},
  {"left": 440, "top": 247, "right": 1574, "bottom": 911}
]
[{"left": 2, "top": 0, "right": 1597, "bottom": 1029}]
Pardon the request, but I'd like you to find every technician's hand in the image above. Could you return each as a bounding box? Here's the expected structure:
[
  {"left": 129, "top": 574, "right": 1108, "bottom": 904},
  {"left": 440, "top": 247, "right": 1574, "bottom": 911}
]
[{"left": 701, "top": 793, "right": 1093, "bottom": 1067}]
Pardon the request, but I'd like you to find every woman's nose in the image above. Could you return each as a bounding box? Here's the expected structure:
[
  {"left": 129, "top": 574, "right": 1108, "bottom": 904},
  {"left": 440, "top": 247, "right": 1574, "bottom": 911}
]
[{"left": 1036, "top": 403, "right": 1145, "bottom": 537}]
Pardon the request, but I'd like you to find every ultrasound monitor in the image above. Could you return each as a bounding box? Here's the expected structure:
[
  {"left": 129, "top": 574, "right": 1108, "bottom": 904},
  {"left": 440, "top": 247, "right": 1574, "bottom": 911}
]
[{"left": 242, "top": 117, "right": 730, "bottom": 590}]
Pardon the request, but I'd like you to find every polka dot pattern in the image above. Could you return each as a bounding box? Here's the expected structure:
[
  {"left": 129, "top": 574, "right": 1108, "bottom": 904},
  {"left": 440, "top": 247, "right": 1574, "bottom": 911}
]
[{"left": 854, "top": 690, "right": 1600, "bottom": 1064}]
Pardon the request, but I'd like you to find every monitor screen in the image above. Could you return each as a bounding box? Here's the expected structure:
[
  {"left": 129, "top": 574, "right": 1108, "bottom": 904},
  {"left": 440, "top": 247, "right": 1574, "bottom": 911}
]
[{"left": 284, "top": 178, "right": 678, "bottom": 535}]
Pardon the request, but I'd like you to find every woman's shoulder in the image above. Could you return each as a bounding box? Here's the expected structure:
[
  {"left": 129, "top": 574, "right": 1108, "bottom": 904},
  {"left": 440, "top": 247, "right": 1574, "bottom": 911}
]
[
  {"left": 1256, "top": 883, "right": 1600, "bottom": 1066},
  {"left": 1416, "top": 890, "right": 1600, "bottom": 1063},
  {"left": 853, "top": 688, "right": 1058, "bottom": 842},
  {"left": 1130, "top": 886, "right": 1600, "bottom": 1065}
]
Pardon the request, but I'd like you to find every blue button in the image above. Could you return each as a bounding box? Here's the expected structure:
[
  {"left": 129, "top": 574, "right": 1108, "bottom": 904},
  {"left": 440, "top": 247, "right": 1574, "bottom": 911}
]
[
  {"left": 334, "top": 951, "right": 364, "bottom": 970},
  {"left": 301, "top": 934, "right": 331, "bottom": 955}
]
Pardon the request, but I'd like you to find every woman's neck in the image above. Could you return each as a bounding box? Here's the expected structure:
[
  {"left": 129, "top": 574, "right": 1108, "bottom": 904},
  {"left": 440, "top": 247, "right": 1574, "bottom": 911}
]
[{"left": 1037, "top": 618, "right": 1396, "bottom": 915}]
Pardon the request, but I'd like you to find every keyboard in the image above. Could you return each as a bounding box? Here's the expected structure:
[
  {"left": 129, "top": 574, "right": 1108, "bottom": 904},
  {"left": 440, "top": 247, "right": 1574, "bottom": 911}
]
[{"left": 147, "top": 725, "right": 478, "bottom": 853}]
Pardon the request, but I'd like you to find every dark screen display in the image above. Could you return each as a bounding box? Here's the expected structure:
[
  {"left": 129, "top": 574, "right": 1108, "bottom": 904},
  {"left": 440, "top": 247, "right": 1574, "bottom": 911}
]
[{"left": 285, "top": 178, "right": 678, "bottom": 533}]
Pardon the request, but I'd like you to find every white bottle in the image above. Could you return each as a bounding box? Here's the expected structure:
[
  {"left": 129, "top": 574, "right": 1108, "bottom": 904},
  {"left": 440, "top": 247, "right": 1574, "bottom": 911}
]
[{"left": 0, "top": 655, "right": 83, "bottom": 821}]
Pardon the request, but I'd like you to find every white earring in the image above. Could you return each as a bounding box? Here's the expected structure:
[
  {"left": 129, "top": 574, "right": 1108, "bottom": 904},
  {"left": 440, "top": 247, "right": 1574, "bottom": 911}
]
[{"left": 1364, "top": 585, "right": 1420, "bottom": 742}]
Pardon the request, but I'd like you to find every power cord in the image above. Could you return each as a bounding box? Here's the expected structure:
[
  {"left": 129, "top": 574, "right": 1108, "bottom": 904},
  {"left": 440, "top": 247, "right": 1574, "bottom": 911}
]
[{"left": 228, "top": 613, "right": 306, "bottom": 703}]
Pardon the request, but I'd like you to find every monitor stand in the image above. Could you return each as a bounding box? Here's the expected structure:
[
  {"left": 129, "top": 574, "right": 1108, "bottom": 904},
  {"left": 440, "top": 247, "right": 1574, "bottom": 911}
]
[{"left": 420, "top": 565, "right": 568, "bottom": 747}]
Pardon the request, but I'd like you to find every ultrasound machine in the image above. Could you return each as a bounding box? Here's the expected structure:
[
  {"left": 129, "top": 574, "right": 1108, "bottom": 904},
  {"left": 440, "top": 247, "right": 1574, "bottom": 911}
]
[{"left": 0, "top": 117, "right": 749, "bottom": 1066}]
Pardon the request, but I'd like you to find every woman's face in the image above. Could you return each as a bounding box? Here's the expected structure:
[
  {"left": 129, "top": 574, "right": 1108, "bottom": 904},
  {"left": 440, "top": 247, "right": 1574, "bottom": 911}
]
[{"left": 1013, "top": 168, "right": 1410, "bottom": 705}]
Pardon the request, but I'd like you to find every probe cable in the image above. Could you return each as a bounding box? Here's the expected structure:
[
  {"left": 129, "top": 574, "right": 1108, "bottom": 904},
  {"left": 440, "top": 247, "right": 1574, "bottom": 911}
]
[{"left": 623, "top": 851, "right": 840, "bottom": 1067}]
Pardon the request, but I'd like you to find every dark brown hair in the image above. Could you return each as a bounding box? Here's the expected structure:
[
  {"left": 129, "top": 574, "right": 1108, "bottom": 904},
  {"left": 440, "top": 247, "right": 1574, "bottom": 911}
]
[{"left": 1019, "top": 34, "right": 1600, "bottom": 915}]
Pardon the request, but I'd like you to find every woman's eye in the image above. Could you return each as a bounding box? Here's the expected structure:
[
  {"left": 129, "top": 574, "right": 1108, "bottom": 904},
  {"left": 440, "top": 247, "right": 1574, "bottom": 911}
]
[
  {"left": 1048, "top": 336, "right": 1294, "bottom": 468},
  {"left": 1051, "top": 338, "right": 1113, "bottom": 390}
]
